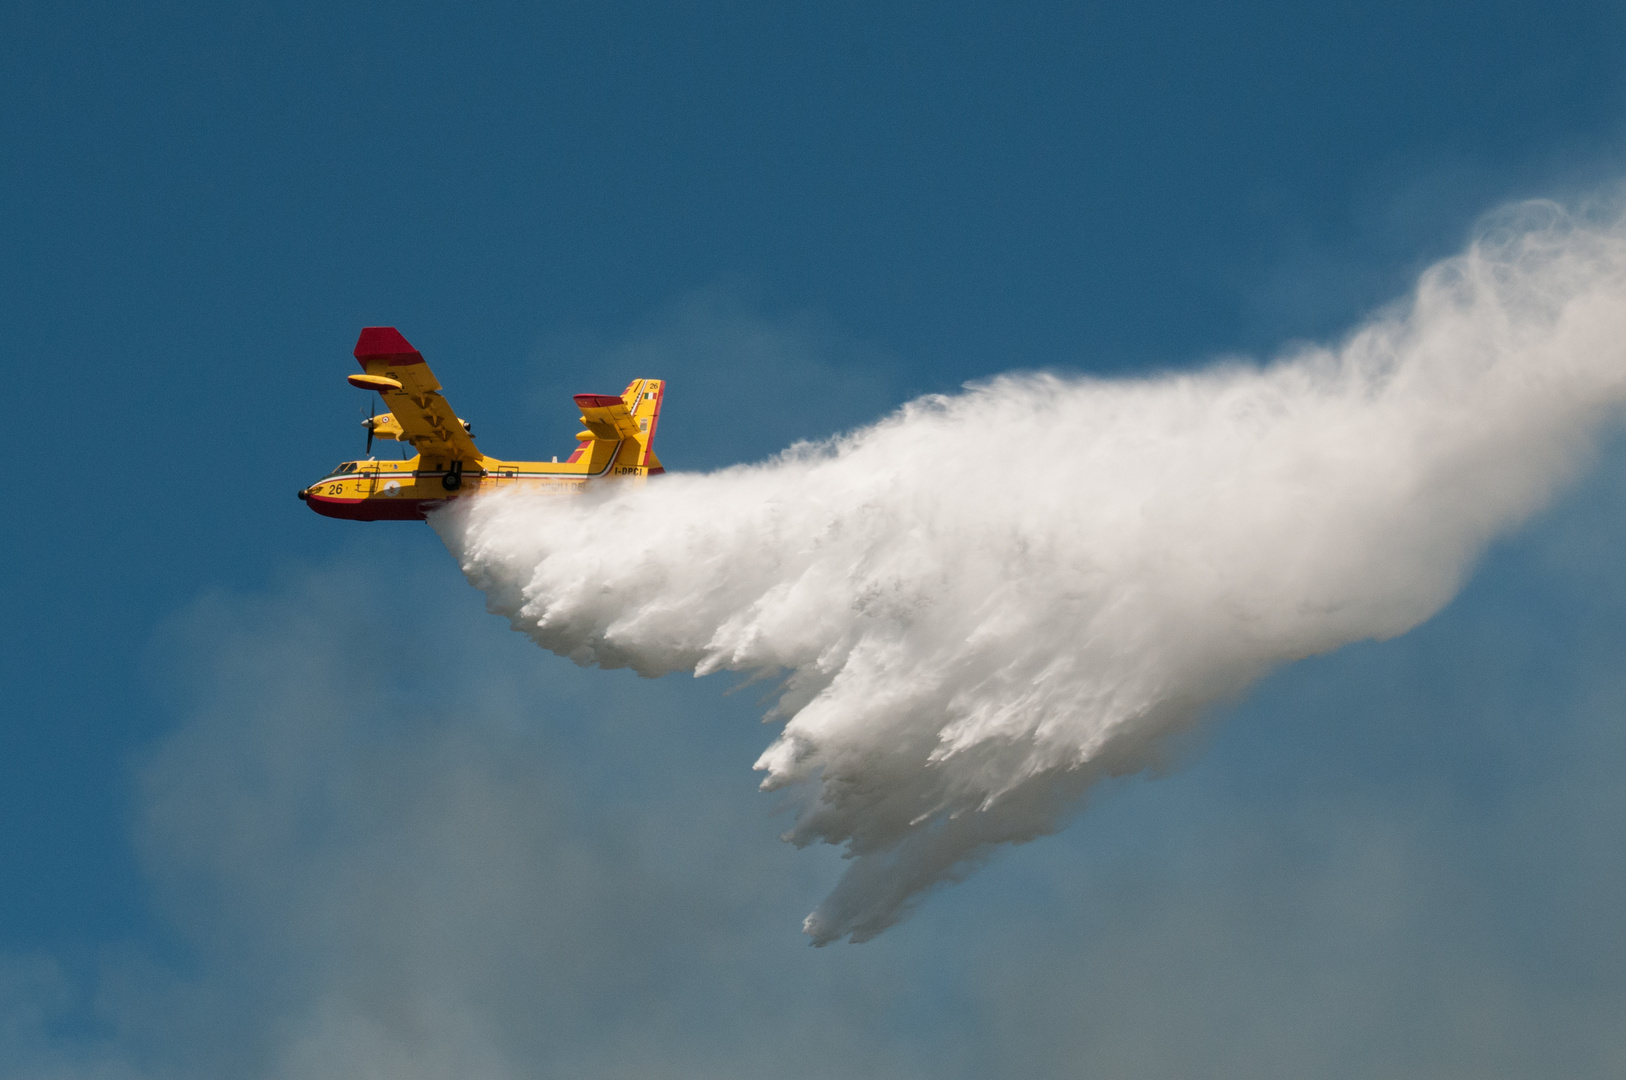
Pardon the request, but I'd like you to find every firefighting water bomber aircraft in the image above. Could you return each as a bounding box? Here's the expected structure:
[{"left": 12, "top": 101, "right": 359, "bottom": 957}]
[{"left": 300, "top": 327, "right": 664, "bottom": 521}]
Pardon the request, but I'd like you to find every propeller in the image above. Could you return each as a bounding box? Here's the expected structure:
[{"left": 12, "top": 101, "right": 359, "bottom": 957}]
[{"left": 366, "top": 398, "right": 376, "bottom": 456}]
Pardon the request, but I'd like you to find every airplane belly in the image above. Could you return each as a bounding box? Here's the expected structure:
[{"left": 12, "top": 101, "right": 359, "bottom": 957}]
[{"left": 305, "top": 490, "right": 431, "bottom": 521}]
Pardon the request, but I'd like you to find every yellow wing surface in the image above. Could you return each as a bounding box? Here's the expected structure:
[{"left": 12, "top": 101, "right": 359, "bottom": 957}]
[{"left": 348, "top": 327, "right": 481, "bottom": 467}]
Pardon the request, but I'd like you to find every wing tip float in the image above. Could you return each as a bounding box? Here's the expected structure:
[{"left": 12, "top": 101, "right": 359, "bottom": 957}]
[{"left": 347, "top": 373, "right": 403, "bottom": 391}]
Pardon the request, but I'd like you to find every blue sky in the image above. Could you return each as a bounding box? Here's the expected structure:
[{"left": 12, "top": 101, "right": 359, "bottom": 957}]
[{"left": 4, "top": 2, "right": 1626, "bottom": 1076}]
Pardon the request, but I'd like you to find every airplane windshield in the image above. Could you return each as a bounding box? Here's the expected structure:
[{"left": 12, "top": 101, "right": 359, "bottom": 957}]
[{"left": 323, "top": 462, "right": 358, "bottom": 479}]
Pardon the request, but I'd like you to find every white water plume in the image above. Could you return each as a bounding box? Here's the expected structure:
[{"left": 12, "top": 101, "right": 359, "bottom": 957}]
[{"left": 436, "top": 201, "right": 1626, "bottom": 944}]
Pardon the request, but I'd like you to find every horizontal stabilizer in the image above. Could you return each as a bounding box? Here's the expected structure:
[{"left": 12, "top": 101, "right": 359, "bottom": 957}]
[{"left": 574, "top": 393, "right": 641, "bottom": 440}]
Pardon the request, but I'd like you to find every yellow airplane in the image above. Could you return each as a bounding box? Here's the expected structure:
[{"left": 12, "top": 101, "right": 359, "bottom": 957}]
[{"left": 300, "top": 326, "right": 664, "bottom": 521}]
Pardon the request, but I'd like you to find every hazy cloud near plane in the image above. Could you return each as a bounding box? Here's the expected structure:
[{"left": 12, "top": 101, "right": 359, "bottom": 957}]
[
  {"left": 439, "top": 200, "right": 1626, "bottom": 943},
  {"left": 10, "top": 506, "right": 1626, "bottom": 1079},
  {"left": 9, "top": 570, "right": 937, "bottom": 1079}
]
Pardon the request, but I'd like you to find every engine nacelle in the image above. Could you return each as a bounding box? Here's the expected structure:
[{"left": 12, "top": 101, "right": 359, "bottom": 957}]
[{"left": 362, "top": 412, "right": 406, "bottom": 441}]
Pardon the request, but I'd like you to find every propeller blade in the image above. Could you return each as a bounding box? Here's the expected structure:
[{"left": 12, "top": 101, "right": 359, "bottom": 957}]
[{"left": 366, "top": 399, "right": 376, "bottom": 456}]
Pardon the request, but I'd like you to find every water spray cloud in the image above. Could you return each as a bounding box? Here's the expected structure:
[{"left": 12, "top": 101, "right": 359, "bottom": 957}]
[{"left": 437, "top": 202, "right": 1626, "bottom": 943}]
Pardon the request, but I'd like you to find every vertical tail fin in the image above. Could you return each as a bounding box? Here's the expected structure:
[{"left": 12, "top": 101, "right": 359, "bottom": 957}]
[
  {"left": 627, "top": 378, "right": 664, "bottom": 474},
  {"left": 571, "top": 379, "right": 665, "bottom": 476}
]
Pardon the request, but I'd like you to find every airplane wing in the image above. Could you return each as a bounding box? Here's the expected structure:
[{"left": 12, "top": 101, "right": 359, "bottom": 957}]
[{"left": 349, "top": 327, "right": 482, "bottom": 464}]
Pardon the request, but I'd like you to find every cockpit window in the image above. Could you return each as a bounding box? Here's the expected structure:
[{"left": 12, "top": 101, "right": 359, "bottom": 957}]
[{"left": 323, "top": 462, "right": 359, "bottom": 479}]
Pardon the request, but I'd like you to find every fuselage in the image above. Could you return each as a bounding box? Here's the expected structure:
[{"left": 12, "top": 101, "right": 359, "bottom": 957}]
[{"left": 301, "top": 438, "right": 660, "bottom": 521}]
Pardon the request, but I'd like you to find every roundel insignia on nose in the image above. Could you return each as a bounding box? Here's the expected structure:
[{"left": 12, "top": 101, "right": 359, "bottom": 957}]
[{"left": 383, "top": 480, "right": 402, "bottom": 496}]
